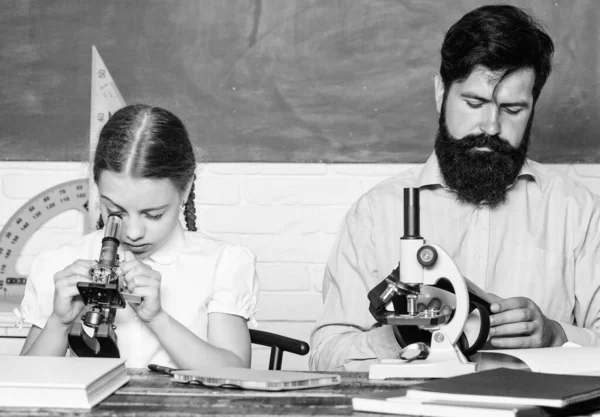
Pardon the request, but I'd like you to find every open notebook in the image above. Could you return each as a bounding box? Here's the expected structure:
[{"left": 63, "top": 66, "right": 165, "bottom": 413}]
[
  {"left": 476, "top": 345, "right": 600, "bottom": 375},
  {"left": 0, "top": 356, "right": 129, "bottom": 409},
  {"left": 173, "top": 367, "right": 341, "bottom": 391}
]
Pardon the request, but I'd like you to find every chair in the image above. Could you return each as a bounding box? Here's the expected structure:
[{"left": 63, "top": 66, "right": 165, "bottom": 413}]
[{"left": 249, "top": 329, "right": 310, "bottom": 370}]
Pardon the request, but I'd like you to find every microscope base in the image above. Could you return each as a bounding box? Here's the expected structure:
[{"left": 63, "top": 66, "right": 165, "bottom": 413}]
[
  {"left": 369, "top": 357, "right": 476, "bottom": 379},
  {"left": 369, "top": 329, "right": 477, "bottom": 379}
]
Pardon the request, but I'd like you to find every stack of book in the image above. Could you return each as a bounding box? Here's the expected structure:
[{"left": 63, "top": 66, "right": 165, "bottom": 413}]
[
  {"left": 354, "top": 367, "right": 600, "bottom": 417},
  {"left": 355, "top": 346, "right": 600, "bottom": 417}
]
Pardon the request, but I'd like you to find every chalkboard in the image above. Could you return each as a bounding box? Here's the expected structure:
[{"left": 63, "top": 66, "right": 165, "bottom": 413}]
[{"left": 0, "top": 0, "right": 598, "bottom": 163}]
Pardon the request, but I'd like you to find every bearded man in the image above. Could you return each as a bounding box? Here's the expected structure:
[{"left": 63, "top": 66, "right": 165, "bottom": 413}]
[{"left": 310, "top": 4, "right": 600, "bottom": 372}]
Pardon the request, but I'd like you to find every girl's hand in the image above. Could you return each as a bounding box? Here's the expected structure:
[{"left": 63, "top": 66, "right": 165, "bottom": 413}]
[
  {"left": 118, "top": 250, "right": 163, "bottom": 323},
  {"left": 51, "top": 259, "right": 95, "bottom": 326}
]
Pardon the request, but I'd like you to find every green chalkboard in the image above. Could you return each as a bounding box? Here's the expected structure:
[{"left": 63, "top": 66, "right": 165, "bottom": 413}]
[{"left": 1, "top": 0, "right": 598, "bottom": 162}]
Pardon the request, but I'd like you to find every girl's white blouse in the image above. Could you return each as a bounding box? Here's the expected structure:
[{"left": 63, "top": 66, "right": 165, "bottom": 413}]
[{"left": 20, "top": 224, "right": 259, "bottom": 368}]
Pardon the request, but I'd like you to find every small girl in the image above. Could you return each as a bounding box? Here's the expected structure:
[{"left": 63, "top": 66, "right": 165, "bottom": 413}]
[{"left": 20, "top": 104, "right": 259, "bottom": 369}]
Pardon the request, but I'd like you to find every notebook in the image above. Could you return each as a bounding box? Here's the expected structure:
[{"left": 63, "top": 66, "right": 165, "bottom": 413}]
[
  {"left": 477, "top": 346, "right": 600, "bottom": 375},
  {"left": 172, "top": 367, "right": 341, "bottom": 391},
  {"left": 405, "top": 368, "right": 600, "bottom": 408},
  {"left": 0, "top": 355, "right": 129, "bottom": 409},
  {"left": 353, "top": 389, "right": 553, "bottom": 417}
]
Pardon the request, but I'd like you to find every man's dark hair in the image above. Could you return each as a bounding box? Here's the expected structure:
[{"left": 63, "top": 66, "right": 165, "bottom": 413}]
[{"left": 440, "top": 4, "right": 555, "bottom": 102}]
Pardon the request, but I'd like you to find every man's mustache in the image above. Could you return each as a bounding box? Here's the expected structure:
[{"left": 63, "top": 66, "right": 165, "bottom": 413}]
[{"left": 454, "top": 133, "right": 521, "bottom": 154}]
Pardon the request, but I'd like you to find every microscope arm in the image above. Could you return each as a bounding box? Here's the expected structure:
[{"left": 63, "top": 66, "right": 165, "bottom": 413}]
[{"left": 422, "top": 244, "right": 470, "bottom": 347}]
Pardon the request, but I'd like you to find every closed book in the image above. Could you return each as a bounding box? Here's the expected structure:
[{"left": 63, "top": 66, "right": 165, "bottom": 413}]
[
  {"left": 406, "top": 368, "right": 600, "bottom": 409},
  {"left": 353, "top": 389, "right": 551, "bottom": 417},
  {"left": 173, "top": 367, "right": 341, "bottom": 391},
  {"left": 0, "top": 356, "right": 129, "bottom": 409}
]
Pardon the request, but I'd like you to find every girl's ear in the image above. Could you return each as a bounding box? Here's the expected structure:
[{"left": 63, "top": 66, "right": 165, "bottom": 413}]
[{"left": 182, "top": 175, "right": 195, "bottom": 205}]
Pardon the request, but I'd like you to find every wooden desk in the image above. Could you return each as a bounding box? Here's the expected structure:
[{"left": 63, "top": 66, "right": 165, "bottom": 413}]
[{"left": 0, "top": 369, "right": 420, "bottom": 416}]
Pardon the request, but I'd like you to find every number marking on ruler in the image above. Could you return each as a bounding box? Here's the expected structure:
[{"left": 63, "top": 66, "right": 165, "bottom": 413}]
[
  {"left": 88, "top": 46, "right": 126, "bottom": 232},
  {"left": 0, "top": 47, "right": 126, "bottom": 315},
  {"left": 0, "top": 179, "right": 89, "bottom": 312}
]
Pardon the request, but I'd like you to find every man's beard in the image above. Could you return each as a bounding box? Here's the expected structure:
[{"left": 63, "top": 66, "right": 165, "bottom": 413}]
[{"left": 434, "top": 109, "right": 532, "bottom": 208}]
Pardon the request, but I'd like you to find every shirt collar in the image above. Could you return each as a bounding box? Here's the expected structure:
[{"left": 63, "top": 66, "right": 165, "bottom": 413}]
[
  {"left": 416, "top": 152, "right": 541, "bottom": 189},
  {"left": 145, "top": 223, "right": 185, "bottom": 265}
]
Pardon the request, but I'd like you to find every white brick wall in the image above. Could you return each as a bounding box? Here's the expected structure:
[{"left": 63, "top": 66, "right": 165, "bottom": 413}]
[{"left": 1, "top": 161, "right": 600, "bottom": 370}]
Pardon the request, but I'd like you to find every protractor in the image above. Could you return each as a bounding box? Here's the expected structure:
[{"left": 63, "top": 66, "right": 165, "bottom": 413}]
[{"left": 0, "top": 179, "right": 89, "bottom": 312}]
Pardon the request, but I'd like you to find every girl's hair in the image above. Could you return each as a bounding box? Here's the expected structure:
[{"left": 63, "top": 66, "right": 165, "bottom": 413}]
[
  {"left": 440, "top": 5, "right": 554, "bottom": 103},
  {"left": 93, "top": 104, "right": 197, "bottom": 231}
]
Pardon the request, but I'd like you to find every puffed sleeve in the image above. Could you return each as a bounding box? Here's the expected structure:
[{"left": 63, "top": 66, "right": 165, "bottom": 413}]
[
  {"left": 207, "top": 245, "right": 259, "bottom": 321},
  {"left": 20, "top": 249, "right": 67, "bottom": 329}
]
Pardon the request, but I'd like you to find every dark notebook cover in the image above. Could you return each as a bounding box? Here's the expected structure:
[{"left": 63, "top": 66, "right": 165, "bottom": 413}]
[
  {"left": 353, "top": 388, "right": 557, "bottom": 417},
  {"left": 406, "top": 368, "right": 600, "bottom": 408}
]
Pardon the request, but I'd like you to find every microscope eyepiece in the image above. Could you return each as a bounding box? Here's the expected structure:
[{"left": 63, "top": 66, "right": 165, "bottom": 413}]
[
  {"left": 402, "top": 188, "right": 422, "bottom": 239},
  {"left": 97, "top": 214, "right": 122, "bottom": 270}
]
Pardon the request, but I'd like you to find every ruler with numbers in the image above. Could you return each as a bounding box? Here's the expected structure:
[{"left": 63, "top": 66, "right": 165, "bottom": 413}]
[
  {"left": 0, "top": 47, "right": 126, "bottom": 313},
  {"left": 88, "top": 45, "right": 127, "bottom": 232}
]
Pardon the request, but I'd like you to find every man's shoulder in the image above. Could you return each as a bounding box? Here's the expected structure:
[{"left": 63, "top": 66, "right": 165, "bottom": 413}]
[
  {"left": 343, "top": 165, "right": 422, "bottom": 225},
  {"left": 526, "top": 159, "right": 599, "bottom": 201},
  {"left": 362, "top": 164, "right": 422, "bottom": 200}
]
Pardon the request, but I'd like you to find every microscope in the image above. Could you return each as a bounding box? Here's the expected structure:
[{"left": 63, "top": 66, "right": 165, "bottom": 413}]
[
  {"left": 367, "top": 188, "right": 490, "bottom": 379},
  {"left": 67, "top": 213, "right": 141, "bottom": 358}
]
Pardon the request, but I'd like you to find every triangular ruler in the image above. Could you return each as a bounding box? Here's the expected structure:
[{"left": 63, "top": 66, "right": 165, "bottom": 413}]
[{"left": 87, "top": 46, "right": 127, "bottom": 233}]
